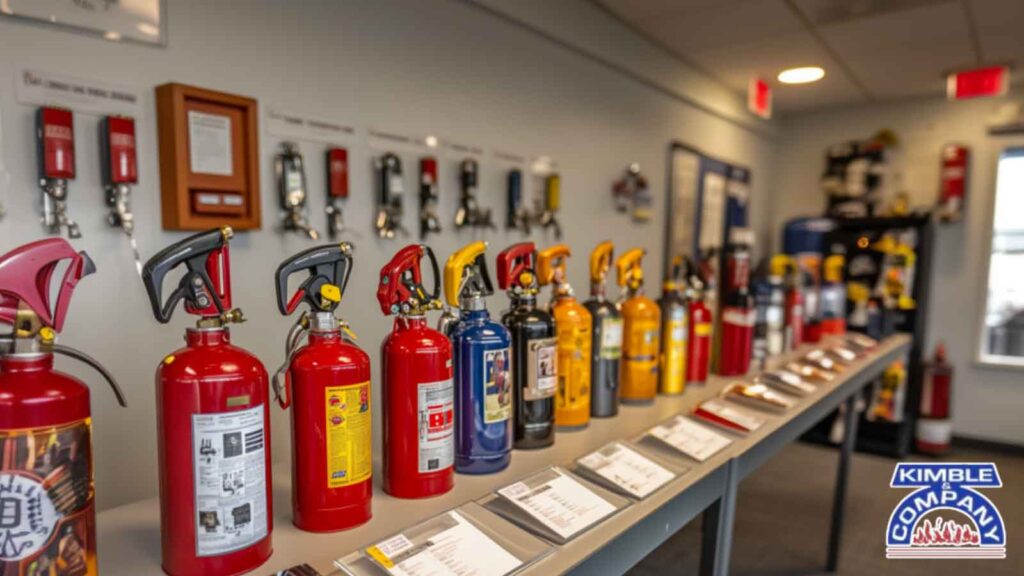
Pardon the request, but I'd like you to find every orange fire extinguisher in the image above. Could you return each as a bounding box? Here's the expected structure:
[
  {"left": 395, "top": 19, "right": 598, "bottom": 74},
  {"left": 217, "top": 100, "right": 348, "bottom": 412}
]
[
  {"left": 537, "top": 245, "right": 592, "bottom": 429},
  {"left": 616, "top": 248, "right": 661, "bottom": 403}
]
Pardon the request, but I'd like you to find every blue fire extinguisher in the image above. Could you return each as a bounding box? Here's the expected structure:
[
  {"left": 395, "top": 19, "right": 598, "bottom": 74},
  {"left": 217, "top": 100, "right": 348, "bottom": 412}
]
[{"left": 440, "top": 241, "right": 513, "bottom": 474}]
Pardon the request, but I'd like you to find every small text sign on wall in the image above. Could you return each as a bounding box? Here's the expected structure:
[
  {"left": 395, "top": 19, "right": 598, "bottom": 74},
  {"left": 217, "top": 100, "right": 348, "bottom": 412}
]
[{"left": 16, "top": 68, "right": 140, "bottom": 116}]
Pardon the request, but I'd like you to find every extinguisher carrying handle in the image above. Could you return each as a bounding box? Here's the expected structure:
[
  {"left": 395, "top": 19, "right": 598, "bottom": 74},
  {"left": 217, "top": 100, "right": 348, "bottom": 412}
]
[
  {"left": 0, "top": 238, "right": 95, "bottom": 333},
  {"left": 376, "top": 244, "right": 441, "bottom": 316},
  {"left": 589, "top": 241, "right": 614, "bottom": 287},
  {"left": 496, "top": 242, "right": 536, "bottom": 290},
  {"left": 53, "top": 343, "right": 127, "bottom": 407},
  {"left": 275, "top": 243, "right": 354, "bottom": 315},
  {"left": 142, "top": 228, "right": 231, "bottom": 323},
  {"left": 444, "top": 242, "right": 494, "bottom": 306},
  {"left": 537, "top": 244, "right": 571, "bottom": 287}
]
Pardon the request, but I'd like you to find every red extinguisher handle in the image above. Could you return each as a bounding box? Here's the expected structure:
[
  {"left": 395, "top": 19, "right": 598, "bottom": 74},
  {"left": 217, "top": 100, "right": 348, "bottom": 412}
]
[
  {"left": 377, "top": 244, "right": 441, "bottom": 315},
  {"left": 0, "top": 238, "right": 94, "bottom": 332},
  {"left": 496, "top": 242, "right": 536, "bottom": 291}
]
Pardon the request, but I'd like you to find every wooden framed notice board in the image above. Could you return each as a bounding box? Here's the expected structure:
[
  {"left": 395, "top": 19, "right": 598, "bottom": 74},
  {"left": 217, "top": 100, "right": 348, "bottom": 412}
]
[{"left": 156, "top": 82, "right": 261, "bottom": 230}]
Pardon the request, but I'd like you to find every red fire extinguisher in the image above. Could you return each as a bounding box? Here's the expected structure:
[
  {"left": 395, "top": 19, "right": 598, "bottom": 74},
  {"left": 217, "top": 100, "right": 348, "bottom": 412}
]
[
  {"left": 377, "top": 244, "right": 455, "bottom": 498},
  {"left": 938, "top": 144, "right": 969, "bottom": 223},
  {"left": 142, "top": 227, "right": 273, "bottom": 576},
  {"left": 776, "top": 255, "right": 805, "bottom": 350},
  {"left": 686, "top": 258, "right": 713, "bottom": 386},
  {"left": 916, "top": 343, "right": 953, "bottom": 455},
  {"left": 0, "top": 238, "right": 126, "bottom": 575},
  {"left": 272, "top": 243, "right": 372, "bottom": 531},
  {"left": 718, "top": 232, "right": 755, "bottom": 376}
]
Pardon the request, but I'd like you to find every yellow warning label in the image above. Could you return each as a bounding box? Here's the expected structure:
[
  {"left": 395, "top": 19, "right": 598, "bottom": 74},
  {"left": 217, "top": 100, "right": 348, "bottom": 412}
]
[
  {"left": 695, "top": 322, "right": 713, "bottom": 337},
  {"left": 365, "top": 546, "right": 395, "bottom": 569},
  {"left": 325, "top": 381, "right": 372, "bottom": 488}
]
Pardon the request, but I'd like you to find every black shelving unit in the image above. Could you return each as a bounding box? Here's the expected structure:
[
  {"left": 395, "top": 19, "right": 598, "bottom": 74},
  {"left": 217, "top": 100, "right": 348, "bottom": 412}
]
[{"left": 802, "top": 214, "right": 935, "bottom": 458}]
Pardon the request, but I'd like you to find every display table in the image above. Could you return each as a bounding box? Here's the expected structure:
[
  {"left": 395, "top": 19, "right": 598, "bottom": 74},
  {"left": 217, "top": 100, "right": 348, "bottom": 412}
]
[{"left": 97, "top": 334, "right": 910, "bottom": 575}]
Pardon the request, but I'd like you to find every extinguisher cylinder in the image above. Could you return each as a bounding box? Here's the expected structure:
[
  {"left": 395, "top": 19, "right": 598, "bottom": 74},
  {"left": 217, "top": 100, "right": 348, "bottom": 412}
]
[
  {"left": 288, "top": 329, "right": 373, "bottom": 530},
  {"left": 619, "top": 296, "right": 661, "bottom": 403},
  {"left": 382, "top": 315, "right": 456, "bottom": 498},
  {"left": 157, "top": 328, "right": 273, "bottom": 576}
]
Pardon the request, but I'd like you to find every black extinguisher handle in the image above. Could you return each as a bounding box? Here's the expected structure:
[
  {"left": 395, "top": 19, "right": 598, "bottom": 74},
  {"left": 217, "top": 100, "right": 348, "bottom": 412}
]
[
  {"left": 52, "top": 343, "right": 127, "bottom": 407},
  {"left": 275, "top": 243, "right": 354, "bottom": 315},
  {"left": 142, "top": 228, "right": 231, "bottom": 323}
]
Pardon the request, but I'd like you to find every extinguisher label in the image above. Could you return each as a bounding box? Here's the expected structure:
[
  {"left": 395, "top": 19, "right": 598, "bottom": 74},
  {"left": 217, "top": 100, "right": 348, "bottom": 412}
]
[
  {"left": 525, "top": 337, "right": 558, "bottom": 401},
  {"left": 556, "top": 322, "right": 592, "bottom": 413},
  {"left": 625, "top": 317, "right": 660, "bottom": 361},
  {"left": 0, "top": 419, "right": 95, "bottom": 571},
  {"left": 482, "top": 347, "right": 512, "bottom": 424},
  {"left": 325, "top": 382, "right": 373, "bottom": 487},
  {"left": 599, "top": 317, "right": 624, "bottom": 360},
  {"left": 192, "top": 405, "right": 269, "bottom": 557},
  {"left": 418, "top": 379, "right": 455, "bottom": 473},
  {"left": 722, "top": 307, "right": 756, "bottom": 327}
]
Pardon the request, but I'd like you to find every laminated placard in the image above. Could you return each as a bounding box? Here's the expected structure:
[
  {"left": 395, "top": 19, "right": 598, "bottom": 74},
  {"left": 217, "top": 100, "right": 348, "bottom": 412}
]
[
  {"left": 644, "top": 415, "right": 733, "bottom": 462},
  {"left": 481, "top": 466, "right": 629, "bottom": 544},
  {"left": 335, "top": 503, "right": 551, "bottom": 576},
  {"left": 693, "top": 399, "right": 766, "bottom": 434},
  {"left": 574, "top": 441, "right": 684, "bottom": 499},
  {"left": 721, "top": 382, "right": 796, "bottom": 413}
]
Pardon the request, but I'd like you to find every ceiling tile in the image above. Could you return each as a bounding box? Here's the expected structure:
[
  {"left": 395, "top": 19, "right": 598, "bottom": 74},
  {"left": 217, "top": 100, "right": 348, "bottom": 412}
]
[
  {"left": 634, "top": 0, "right": 802, "bottom": 54},
  {"left": 685, "top": 31, "right": 866, "bottom": 111},
  {"left": 968, "top": 0, "right": 1024, "bottom": 65},
  {"left": 816, "top": 2, "right": 977, "bottom": 99},
  {"left": 596, "top": 0, "right": 743, "bottom": 24}
]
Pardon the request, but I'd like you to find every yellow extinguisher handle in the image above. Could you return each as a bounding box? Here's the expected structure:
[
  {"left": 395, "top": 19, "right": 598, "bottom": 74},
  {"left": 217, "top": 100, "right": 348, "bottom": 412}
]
[
  {"left": 615, "top": 248, "right": 645, "bottom": 289},
  {"left": 590, "top": 241, "right": 614, "bottom": 285},
  {"left": 537, "top": 244, "right": 570, "bottom": 287},
  {"left": 546, "top": 175, "right": 561, "bottom": 212},
  {"left": 444, "top": 241, "right": 487, "bottom": 306}
]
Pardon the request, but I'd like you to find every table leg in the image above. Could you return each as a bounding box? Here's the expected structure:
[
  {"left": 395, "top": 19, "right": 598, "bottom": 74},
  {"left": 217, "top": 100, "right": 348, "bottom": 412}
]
[
  {"left": 700, "top": 459, "right": 738, "bottom": 576},
  {"left": 827, "top": 393, "right": 860, "bottom": 572}
]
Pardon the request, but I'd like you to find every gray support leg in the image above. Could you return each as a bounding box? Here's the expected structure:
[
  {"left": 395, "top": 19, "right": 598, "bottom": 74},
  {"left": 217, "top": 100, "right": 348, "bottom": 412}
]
[
  {"left": 700, "top": 459, "right": 738, "bottom": 576},
  {"left": 827, "top": 394, "right": 860, "bottom": 572}
]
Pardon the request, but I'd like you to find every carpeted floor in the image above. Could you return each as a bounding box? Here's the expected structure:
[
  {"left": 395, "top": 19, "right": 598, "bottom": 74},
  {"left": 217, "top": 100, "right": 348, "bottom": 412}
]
[{"left": 628, "top": 442, "right": 1022, "bottom": 575}]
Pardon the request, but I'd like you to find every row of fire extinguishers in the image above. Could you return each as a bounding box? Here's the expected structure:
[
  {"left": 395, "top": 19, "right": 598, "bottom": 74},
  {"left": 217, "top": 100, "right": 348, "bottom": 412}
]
[{"left": 0, "top": 229, "right": 850, "bottom": 576}]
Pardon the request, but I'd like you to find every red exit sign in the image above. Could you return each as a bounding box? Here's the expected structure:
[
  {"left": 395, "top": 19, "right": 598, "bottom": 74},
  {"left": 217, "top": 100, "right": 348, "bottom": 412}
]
[
  {"left": 748, "top": 78, "right": 772, "bottom": 119},
  {"left": 947, "top": 66, "right": 1009, "bottom": 100}
]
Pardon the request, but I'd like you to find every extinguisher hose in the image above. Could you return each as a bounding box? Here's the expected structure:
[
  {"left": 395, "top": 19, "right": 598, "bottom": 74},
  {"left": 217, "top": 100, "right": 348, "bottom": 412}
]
[
  {"left": 52, "top": 344, "right": 128, "bottom": 407},
  {"left": 272, "top": 319, "right": 307, "bottom": 409}
]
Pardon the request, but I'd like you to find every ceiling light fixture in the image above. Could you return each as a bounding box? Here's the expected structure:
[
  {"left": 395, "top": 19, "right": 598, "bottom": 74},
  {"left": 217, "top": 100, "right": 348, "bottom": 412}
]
[{"left": 777, "top": 66, "right": 826, "bottom": 84}]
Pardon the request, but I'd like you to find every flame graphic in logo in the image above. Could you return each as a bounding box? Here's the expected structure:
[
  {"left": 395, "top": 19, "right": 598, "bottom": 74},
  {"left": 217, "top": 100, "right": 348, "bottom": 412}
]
[{"left": 912, "top": 516, "right": 980, "bottom": 547}]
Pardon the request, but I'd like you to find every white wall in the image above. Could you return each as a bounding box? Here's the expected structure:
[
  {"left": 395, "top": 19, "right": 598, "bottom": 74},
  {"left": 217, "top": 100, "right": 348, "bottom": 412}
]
[
  {"left": 0, "top": 0, "right": 777, "bottom": 510},
  {"left": 771, "top": 90, "right": 1024, "bottom": 446}
]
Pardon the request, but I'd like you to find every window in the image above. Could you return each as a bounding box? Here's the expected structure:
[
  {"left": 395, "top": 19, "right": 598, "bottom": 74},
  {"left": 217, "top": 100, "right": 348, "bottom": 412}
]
[{"left": 980, "top": 148, "right": 1024, "bottom": 365}]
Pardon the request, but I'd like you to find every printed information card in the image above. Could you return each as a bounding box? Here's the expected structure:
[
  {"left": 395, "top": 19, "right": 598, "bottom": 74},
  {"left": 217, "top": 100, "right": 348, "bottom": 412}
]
[
  {"left": 497, "top": 469, "right": 616, "bottom": 540},
  {"left": 647, "top": 416, "right": 733, "bottom": 462},
  {"left": 577, "top": 442, "right": 675, "bottom": 498},
  {"left": 364, "top": 511, "right": 522, "bottom": 576}
]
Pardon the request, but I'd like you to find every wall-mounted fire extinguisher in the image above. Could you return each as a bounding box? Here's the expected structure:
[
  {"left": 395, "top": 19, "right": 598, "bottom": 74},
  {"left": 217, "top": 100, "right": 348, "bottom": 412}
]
[
  {"left": 142, "top": 227, "right": 273, "bottom": 576},
  {"left": 507, "top": 169, "right": 531, "bottom": 234},
  {"left": 325, "top": 147, "right": 349, "bottom": 238},
  {"left": 377, "top": 244, "right": 455, "bottom": 497},
  {"left": 37, "top": 106, "right": 81, "bottom": 238},
  {"left": 276, "top": 142, "right": 320, "bottom": 239},
  {"left": 718, "top": 232, "right": 755, "bottom": 376},
  {"left": 272, "top": 243, "right": 372, "bottom": 530},
  {"left": 584, "top": 241, "right": 623, "bottom": 417},
  {"left": 938, "top": 144, "right": 969, "bottom": 223},
  {"left": 441, "top": 242, "right": 512, "bottom": 474},
  {"left": 686, "top": 258, "right": 713, "bottom": 387},
  {"left": 99, "top": 115, "right": 144, "bottom": 274},
  {"left": 616, "top": 248, "right": 660, "bottom": 403},
  {"left": 819, "top": 255, "right": 847, "bottom": 336},
  {"left": 0, "top": 239, "right": 127, "bottom": 575},
  {"left": 537, "top": 244, "right": 592, "bottom": 429},
  {"left": 658, "top": 256, "right": 688, "bottom": 395},
  {"left": 419, "top": 157, "right": 442, "bottom": 239},
  {"left": 775, "top": 255, "right": 805, "bottom": 350},
  {"left": 497, "top": 242, "right": 557, "bottom": 448},
  {"left": 916, "top": 343, "right": 953, "bottom": 455}
]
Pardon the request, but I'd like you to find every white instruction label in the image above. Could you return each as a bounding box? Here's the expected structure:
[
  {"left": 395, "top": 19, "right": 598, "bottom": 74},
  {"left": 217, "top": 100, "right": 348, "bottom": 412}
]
[
  {"left": 418, "top": 379, "right": 455, "bottom": 474},
  {"left": 192, "top": 405, "right": 268, "bottom": 557},
  {"left": 498, "top": 470, "right": 615, "bottom": 539},
  {"left": 600, "top": 317, "right": 624, "bottom": 360},
  {"left": 578, "top": 442, "right": 675, "bottom": 498},
  {"left": 648, "top": 416, "right": 732, "bottom": 462},
  {"left": 188, "top": 110, "right": 234, "bottom": 176}
]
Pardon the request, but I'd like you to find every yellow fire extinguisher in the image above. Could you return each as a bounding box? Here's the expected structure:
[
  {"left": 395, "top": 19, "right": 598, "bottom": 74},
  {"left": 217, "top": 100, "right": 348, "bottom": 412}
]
[
  {"left": 658, "top": 255, "right": 688, "bottom": 395},
  {"left": 537, "top": 244, "right": 592, "bottom": 429},
  {"left": 616, "top": 247, "right": 661, "bottom": 403}
]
